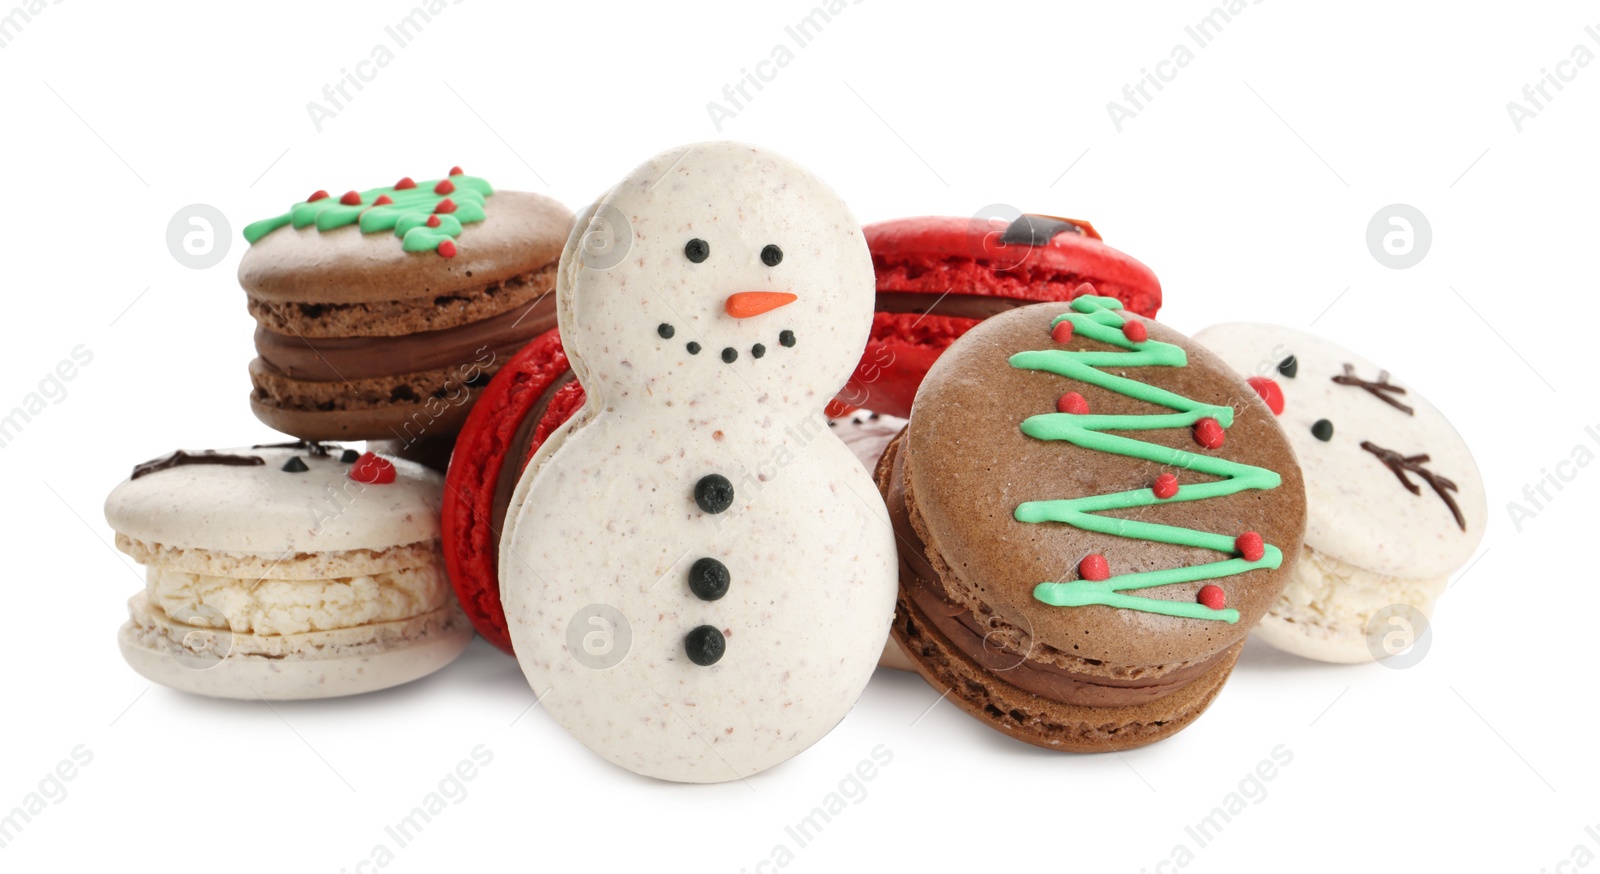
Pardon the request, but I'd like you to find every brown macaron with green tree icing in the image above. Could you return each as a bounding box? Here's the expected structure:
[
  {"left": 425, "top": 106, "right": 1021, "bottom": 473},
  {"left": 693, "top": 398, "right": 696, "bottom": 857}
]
[
  {"left": 878, "top": 293, "right": 1306, "bottom": 751},
  {"left": 239, "top": 168, "right": 572, "bottom": 457}
]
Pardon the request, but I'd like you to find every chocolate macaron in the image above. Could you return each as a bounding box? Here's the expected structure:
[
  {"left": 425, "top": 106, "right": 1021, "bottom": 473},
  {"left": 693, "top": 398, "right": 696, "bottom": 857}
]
[
  {"left": 844, "top": 214, "right": 1161, "bottom": 417},
  {"left": 240, "top": 169, "right": 572, "bottom": 451},
  {"left": 879, "top": 296, "right": 1305, "bottom": 751}
]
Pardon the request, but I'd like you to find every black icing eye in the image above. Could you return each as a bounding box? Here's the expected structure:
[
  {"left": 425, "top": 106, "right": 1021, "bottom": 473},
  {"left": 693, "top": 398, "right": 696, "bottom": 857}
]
[
  {"left": 1278, "top": 355, "right": 1298, "bottom": 378},
  {"left": 1311, "top": 419, "right": 1334, "bottom": 441},
  {"left": 760, "top": 244, "right": 783, "bottom": 266},
  {"left": 684, "top": 238, "right": 709, "bottom": 263},
  {"left": 657, "top": 323, "right": 675, "bottom": 339}
]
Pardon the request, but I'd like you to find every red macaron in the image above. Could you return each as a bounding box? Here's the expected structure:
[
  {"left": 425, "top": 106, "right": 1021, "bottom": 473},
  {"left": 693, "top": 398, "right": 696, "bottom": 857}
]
[
  {"left": 842, "top": 214, "right": 1161, "bottom": 418},
  {"left": 441, "top": 328, "right": 585, "bottom": 653}
]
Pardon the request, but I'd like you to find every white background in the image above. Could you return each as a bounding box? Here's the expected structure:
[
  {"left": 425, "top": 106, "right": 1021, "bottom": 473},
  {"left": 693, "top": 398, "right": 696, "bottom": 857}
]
[{"left": 2, "top": 1, "right": 1595, "bottom": 871}]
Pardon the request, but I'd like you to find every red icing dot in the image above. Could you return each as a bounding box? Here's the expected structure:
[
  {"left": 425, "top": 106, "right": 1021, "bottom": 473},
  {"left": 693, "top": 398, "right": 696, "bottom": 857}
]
[
  {"left": 449, "top": 165, "right": 464, "bottom": 176},
  {"left": 339, "top": 190, "right": 362, "bottom": 206},
  {"left": 1236, "top": 531, "right": 1265, "bottom": 562},
  {"left": 1051, "top": 320, "right": 1074, "bottom": 344},
  {"left": 1247, "top": 376, "right": 1285, "bottom": 415},
  {"left": 1193, "top": 417, "right": 1225, "bottom": 449},
  {"left": 1056, "top": 392, "right": 1089, "bottom": 415},
  {"left": 434, "top": 179, "right": 456, "bottom": 195},
  {"left": 395, "top": 177, "right": 417, "bottom": 190},
  {"left": 1197, "top": 585, "right": 1227, "bottom": 610},
  {"left": 373, "top": 194, "right": 394, "bottom": 206},
  {"left": 437, "top": 239, "right": 458, "bottom": 258},
  {"left": 1079, "top": 554, "right": 1110, "bottom": 582},
  {"left": 307, "top": 190, "right": 330, "bottom": 202},
  {"left": 349, "top": 452, "right": 396, "bottom": 485},
  {"left": 1122, "top": 320, "right": 1148, "bottom": 343},
  {"left": 435, "top": 198, "right": 457, "bottom": 214},
  {"left": 425, "top": 215, "right": 441, "bottom": 228},
  {"left": 1152, "top": 473, "right": 1179, "bottom": 500}
]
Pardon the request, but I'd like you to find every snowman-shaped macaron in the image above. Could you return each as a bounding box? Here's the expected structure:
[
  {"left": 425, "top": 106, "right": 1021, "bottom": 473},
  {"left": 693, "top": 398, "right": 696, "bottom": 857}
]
[
  {"left": 500, "top": 142, "right": 898, "bottom": 782},
  {"left": 1194, "top": 323, "right": 1487, "bottom": 663}
]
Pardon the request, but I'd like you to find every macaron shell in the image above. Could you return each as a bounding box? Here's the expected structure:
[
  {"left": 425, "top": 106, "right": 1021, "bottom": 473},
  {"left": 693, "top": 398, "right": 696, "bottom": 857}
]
[
  {"left": 1252, "top": 545, "right": 1446, "bottom": 663},
  {"left": 1192, "top": 322, "right": 1487, "bottom": 579},
  {"left": 867, "top": 216, "right": 1162, "bottom": 317},
  {"left": 104, "top": 446, "right": 442, "bottom": 555},
  {"left": 239, "top": 191, "right": 572, "bottom": 305},
  {"left": 903, "top": 304, "right": 1306, "bottom": 668}
]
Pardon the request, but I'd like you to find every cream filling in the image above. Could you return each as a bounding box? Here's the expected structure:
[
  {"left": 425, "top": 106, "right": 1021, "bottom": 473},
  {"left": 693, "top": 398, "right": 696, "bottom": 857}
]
[
  {"left": 1275, "top": 545, "right": 1446, "bottom": 635},
  {"left": 146, "top": 563, "right": 449, "bottom": 636}
]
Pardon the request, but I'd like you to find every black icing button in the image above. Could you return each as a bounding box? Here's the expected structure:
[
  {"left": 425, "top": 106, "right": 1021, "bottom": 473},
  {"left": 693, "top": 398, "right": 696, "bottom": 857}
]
[
  {"left": 694, "top": 474, "right": 734, "bottom": 514},
  {"left": 281, "top": 456, "right": 309, "bottom": 473},
  {"left": 1312, "top": 419, "right": 1334, "bottom": 441},
  {"left": 688, "top": 557, "right": 730, "bottom": 601},
  {"left": 685, "top": 625, "right": 726, "bottom": 666},
  {"left": 779, "top": 330, "right": 796, "bottom": 347}
]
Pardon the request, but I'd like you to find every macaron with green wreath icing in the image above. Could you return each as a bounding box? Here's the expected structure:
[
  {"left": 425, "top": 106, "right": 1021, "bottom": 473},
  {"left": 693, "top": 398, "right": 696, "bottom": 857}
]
[
  {"left": 877, "top": 295, "right": 1306, "bottom": 751},
  {"left": 1192, "top": 322, "right": 1487, "bottom": 663},
  {"left": 239, "top": 167, "right": 572, "bottom": 461}
]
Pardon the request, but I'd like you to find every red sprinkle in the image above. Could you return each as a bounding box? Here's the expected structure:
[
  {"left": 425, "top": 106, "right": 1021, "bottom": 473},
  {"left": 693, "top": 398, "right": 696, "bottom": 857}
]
[
  {"left": 395, "top": 177, "right": 417, "bottom": 190},
  {"left": 1236, "top": 531, "right": 1265, "bottom": 562},
  {"left": 1051, "top": 320, "right": 1074, "bottom": 344},
  {"left": 449, "top": 165, "right": 464, "bottom": 176},
  {"left": 425, "top": 215, "right": 441, "bottom": 228},
  {"left": 1247, "top": 376, "right": 1285, "bottom": 415},
  {"left": 1152, "top": 473, "right": 1179, "bottom": 500},
  {"left": 1056, "top": 392, "right": 1089, "bottom": 415},
  {"left": 373, "top": 194, "right": 394, "bottom": 206},
  {"left": 1193, "top": 417, "right": 1225, "bottom": 449},
  {"left": 1122, "top": 320, "right": 1148, "bottom": 343},
  {"left": 307, "top": 190, "right": 330, "bottom": 202},
  {"left": 434, "top": 179, "right": 456, "bottom": 195},
  {"left": 434, "top": 198, "right": 457, "bottom": 214},
  {"left": 1079, "top": 554, "right": 1110, "bottom": 582},
  {"left": 339, "top": 190, "right": 362, "bottom": 206},
  {"left": 1197, "top": 585, "right": 1227, "bottom": 610},
  {"left": 349, "top": 452, "right": 396, "bottom": 485},
  {"left": 437, "top": 239, "right": 458, "bottom": 258}
]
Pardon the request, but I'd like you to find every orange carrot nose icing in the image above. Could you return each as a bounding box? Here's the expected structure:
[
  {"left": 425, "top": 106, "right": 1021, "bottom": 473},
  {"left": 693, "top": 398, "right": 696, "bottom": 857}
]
[{"left": 725, "top": 291, "right": 798, "bottom": 319}]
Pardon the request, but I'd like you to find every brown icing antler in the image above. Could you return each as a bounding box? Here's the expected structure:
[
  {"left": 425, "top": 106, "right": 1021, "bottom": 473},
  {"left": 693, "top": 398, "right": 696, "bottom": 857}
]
[
  {"left": 1360, "top": 441, "right": 1465, "bottom": 530},
  {"left": 1332, "top": 363, "right": 1414, "bottom": 415}
]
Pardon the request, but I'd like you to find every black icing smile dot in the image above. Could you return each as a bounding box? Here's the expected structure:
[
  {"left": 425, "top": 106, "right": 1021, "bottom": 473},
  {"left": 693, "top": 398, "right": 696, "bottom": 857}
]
[
  {"left": 1278, "top": 355, "right": 1298, "bottom": 378},
  {"left": 751, "top": 343, "right": 766, "bottom": 359},
  {"left": 685, "top": 625, "right": 726, "bottom": 666},
  {"left": 684, "top": 238, "right": 709, "bottom": 263},
  {"left": 779, "top": 330, "right": 796, "bottom": 347},
  {"left": 721, "top": 346, "right": 738, "bottom": 363},
  {"left": 694, "top": 474, "right": 734, "bottom": 514},
  {"left": 658, "top": 323, "right": 675, "bottom": 339},
  {"left": 761, "top": 244, "right": 783, "bottom": 266},
  {"left": 688, "top": 557, "right": 730, "bottom": 601},
  {"left": 1312, "top": 419, "right": 1334, "bottom": 441},
  {"left": 686, "top": 341, "right": 702, "bottom": 355}
]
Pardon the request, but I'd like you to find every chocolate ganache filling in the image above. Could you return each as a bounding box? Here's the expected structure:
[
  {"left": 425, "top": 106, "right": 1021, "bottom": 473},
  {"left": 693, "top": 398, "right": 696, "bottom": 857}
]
[{"left": 255, "top": 295, "right": 558, "bottom": 382}]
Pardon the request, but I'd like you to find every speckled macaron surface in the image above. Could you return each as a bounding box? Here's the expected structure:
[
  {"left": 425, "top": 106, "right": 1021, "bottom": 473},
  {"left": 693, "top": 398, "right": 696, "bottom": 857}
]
[
  {"left": 1194, "top": 323, "right": 1486, "bottom": 662},
  {"left": 106, "top": 442, "right": 471, "bottom": 699},
  {"left": 500, "top": 142, "right": 898, "bottom": 783}
]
